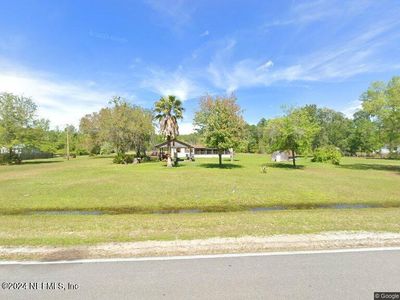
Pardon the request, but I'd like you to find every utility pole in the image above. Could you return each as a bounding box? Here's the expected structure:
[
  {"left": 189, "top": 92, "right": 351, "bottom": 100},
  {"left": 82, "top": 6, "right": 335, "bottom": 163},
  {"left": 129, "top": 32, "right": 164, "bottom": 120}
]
[{"left": 66, "top": 126, "right": 70, "bottom": 160}]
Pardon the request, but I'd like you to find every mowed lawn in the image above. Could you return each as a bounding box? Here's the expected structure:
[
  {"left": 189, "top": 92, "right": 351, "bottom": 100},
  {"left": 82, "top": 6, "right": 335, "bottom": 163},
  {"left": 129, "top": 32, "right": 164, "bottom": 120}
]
[
  {"left": 0, "top": 154, "right": 399, "bottom": 213},
  {"left": 1, "top": 154, "right": 400, "bottom": 247},
  {"left": 1, "top": 208, "right": 400, "bottom": 246}
]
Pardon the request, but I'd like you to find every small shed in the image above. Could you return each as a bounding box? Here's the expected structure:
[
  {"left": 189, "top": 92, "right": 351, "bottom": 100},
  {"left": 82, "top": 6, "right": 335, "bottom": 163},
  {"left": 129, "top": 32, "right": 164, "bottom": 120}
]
[{"left": 271, "top": 151, "right": 290, "bottom": 162}]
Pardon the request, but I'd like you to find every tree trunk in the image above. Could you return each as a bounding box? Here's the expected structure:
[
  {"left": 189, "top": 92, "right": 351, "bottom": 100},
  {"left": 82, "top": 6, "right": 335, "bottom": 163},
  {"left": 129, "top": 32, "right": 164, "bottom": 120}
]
[
  {"left": 218, "top": 152, "right": 222, "bottom": 167},
  {"left": 136, "top": 146, "right": 141, "bottom": 158},
  {"left": 167, "top": 136, "right": 173, "bottom": 167},
  {"left": 291, "top": 149, "right": 296, "bottom": 167},
  {"left": 66, "top": 128, "right": 70, "bottom": 161},
  {"left": 9, "top": 147, "right": 12, "bottom": 163},
  {"left": 230, "top": 148, "right": 234, "bottom": 162}
]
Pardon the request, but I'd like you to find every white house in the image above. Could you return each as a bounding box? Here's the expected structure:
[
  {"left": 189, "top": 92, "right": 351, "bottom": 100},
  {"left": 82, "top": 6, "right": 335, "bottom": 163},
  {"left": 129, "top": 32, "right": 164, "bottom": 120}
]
[{"left": 154, "top": 139, "right": 232, "bottom": 159}]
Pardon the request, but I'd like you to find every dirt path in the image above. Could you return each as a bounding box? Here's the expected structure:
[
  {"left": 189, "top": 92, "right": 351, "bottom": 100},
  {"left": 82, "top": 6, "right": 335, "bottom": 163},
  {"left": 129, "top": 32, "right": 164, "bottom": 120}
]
[{"left": 2, "top": 231, "right": 400, "bottom": 261}]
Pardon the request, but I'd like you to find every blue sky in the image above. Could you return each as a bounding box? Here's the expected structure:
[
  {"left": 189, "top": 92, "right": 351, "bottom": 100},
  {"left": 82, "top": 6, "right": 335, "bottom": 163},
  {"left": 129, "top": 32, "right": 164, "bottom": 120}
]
[{"left": 1, "top": 0, "right": 400, "bottom": 133}]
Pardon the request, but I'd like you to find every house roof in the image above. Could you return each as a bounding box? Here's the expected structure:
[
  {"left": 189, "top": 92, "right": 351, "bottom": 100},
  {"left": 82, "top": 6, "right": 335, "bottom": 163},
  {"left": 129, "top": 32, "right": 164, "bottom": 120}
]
[
  {"left": 154, "top": 139, "right": 194, "bottom": 149},
  {"left": 191, "top": 144, "right": 208, "bottom": 149},
  {"left": 154, "top": 139, "right": 222, "bottom": 150}
]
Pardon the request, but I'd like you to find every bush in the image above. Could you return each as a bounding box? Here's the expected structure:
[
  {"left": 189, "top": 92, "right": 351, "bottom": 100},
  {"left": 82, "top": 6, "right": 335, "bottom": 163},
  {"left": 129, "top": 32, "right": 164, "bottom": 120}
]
[
  {"left": 100, "top": 142, "right": 114, "bottom": 155},
  {"left": 113, "top": 153, "right": 134, "bottom": 164},
  {"left": 0, "top": 153, "right": 21, "bottom": 164},
  {"left": 0, "top": 154, "right": 9, "bottom": 165},
  {"left": 388, "top": 152, "right": 400, "bottom": 160},
  {"left": 141, "top": 156, "right": 152, "bottom": 162},
  {"left": 312, "top": 146, "right": 342, "bottom": 165}
]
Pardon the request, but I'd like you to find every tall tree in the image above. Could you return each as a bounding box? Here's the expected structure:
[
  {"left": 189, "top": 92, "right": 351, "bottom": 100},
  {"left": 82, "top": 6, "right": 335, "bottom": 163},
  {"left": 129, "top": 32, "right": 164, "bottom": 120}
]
[
  {"left": 79, "top": 112, "right": 101, "bottom": 154},
  {"left": 194, "top": 94, "right": 245, "bottom": 167},
  {"left": 154, "top": 95, "right": 184, "bottom": 167},
  {"left": 348, "top": 111, "right": 382, "bottom": 155},
  {"left": 361, "top": 77, "right": 400, "bottom": 154},
  {"left": 265, "top": 107, "right": 319, "bottom": 167},
  {"left": 82, "top": 97, "right": 154, "bottom": 156},
  {"left": 301, "top": 105, "right": 352, "bottom": 151},
  {"left": 256, "top": 118, "right": 269, "bottom": 153},
  {"left": 238, "top": 124, "right": 259, "bottom": 153},
  {"left": 0, "top": 92, "right": 38, "bottom": 162}
]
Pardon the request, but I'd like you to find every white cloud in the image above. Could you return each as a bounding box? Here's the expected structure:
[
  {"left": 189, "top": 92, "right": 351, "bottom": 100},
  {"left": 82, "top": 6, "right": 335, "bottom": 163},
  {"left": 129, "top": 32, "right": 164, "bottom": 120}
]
[
  {"left": 265, "top": 0, "right": 375, "bottom": 28},
  {"left": 141, "top": 67, "right": 204, "bottom": 101},
  {"left": 200, "top": 30, "right": 209, "bottom": 37},
  {"left": 206, "top": 19, "right": 400, "bottom": 92},
  {"left": 178, "top": 121, "right": 194, "bottom": 135},
  {"left": 144, "top": 0, "right": 196, "bottom": 31},
  {"left": 257, "top": 60, "right": 274, "bottom": 71},
  {"left": 341, "top": 100, "right": 362, "bottom": 118},
  {"left": 0, "top": 64, "right": 116, "bottom": 128},
  {"left": 208, "top": 58, "right": 275, "bottom": 93}
]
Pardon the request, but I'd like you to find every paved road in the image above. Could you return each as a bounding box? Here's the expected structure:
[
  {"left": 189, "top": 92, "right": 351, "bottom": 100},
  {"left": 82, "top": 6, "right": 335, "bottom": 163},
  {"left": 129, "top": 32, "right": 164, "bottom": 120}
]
[{"left": 1, "top": 249, "right": 399, "bottom": 300}]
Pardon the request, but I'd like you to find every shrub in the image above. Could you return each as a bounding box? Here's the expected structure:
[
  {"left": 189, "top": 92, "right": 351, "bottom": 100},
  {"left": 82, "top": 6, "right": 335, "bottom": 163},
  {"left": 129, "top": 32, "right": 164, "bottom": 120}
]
[
  {"left": 388, "top": 152, "right": 400, "bottom": 160},
  {"left": 100, "top": 142, "right": 114, "bottom": 155},
  {"left": 312, "top": 146, "right": 342, "bottom": 165},
  {"left": 141, "top": 156, "right": 152, "bottom": 162},
  {"left": 0, "top": 153, "right": 21, "bottom": 164},
  {"left": 113, "top": 153, "right": 134, "bottom": 164},
  {"left": 0, "top": 154, "right": 8, "bottom": 165}
]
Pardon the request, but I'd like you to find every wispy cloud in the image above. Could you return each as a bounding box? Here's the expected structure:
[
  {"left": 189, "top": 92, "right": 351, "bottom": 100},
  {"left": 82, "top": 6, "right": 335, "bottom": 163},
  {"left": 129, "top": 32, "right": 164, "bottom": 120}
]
[
  {"left": 140, "top": 66, "right": 204, "bottom": 101},
  {"left": 206, "top": 19, "right": 400, "bottom": 92},
  {"left": 200, "top": 30, "right": 209, "bottom": 37},
  {"left": 144, "top": 0, "right": 196, "bottom": 31},
  {"left": 208, "top": 58, "right": 275, "bottom": 93},
  {"left": 341, "top": 100, "right": 362, "bottom": 118},
  {"left": 0, "top": 62, "right": 117, "bottom": 128},
  {"left": 265, "top": 0, "right": 375, "bottom": 28}
]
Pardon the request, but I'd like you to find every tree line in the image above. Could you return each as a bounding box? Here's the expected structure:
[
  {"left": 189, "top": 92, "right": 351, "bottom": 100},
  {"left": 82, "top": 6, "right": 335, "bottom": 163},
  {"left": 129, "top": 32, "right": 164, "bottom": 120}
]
[
  {"left": 239, "top": 76, "right": 400, "bottom": 161},
  {"left": 1, "top": 76, "right": 399, "bottom": 165}
]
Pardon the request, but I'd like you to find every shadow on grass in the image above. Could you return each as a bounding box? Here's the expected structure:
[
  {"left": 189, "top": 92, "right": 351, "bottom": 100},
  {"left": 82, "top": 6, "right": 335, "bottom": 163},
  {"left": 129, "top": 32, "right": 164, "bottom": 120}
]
[
  {"left": 170, "top": 163, "right": 187, "bottom": 168},
  {"left": 90, "top": 155, "right": 115, "bottom": 159},
  {"left": 223, "top": 158, "right": 240, "bottom": 162},
  {"left": 198, "top": 163, "right": 243, "bottom": 169},
  {"left": 339, "top": 163, "right": 400, "bottom": 173},
  {"left": 158, "top": 162, "right": 188, "bottom": 168},
  {"left": 266, "top": 162, "right": 305, "bottom": 170},
  {"left": 21, "top": 160, "right": 63, "bottom": 165}
]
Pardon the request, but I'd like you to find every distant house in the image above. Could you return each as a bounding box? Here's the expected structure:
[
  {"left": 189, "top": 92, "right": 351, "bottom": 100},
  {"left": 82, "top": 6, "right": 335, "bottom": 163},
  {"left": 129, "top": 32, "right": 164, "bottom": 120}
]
[
  {"left": 154, "top": 139, "right": 231, "bottom": 159},
  {"left": 0, "top": 145, "right": 53, "bottom": 160},
  {"left": 379, "top": 146, "right": 400, "bottom": 156},
  {"left": 1, "top": 145, "right": 24, "bottom": 155}
]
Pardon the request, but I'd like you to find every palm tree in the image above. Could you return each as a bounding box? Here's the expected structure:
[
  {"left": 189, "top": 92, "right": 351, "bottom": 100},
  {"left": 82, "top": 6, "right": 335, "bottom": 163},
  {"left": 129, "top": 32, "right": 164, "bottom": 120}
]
[{"left": 154, "top": 95, "right": 184, "bottom": 167}]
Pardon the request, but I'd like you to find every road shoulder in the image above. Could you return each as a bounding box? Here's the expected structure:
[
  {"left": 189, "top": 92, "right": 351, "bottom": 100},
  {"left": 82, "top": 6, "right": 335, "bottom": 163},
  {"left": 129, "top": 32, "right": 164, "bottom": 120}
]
[{"left": 1, "top": 231, "right": 400, "bottom": 261}]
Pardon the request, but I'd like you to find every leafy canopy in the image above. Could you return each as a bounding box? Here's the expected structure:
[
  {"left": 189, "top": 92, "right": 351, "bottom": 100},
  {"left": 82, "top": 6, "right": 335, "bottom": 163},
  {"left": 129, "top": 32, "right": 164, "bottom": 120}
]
[
  {"left": 265, "top": 107, "right": 320, "bottom": 164},
  {"left": 361, "top": 76, "right": 400, "bottom": 152},
  {"left": 154, "top": 95, "right": 184, "bottom": 140},
  {"left": 194, "top": 94, "right": 245, "bottom": 152},
  {"left": 0, "top": 92, "right": 42, "bottom": 149},
  {"left": 80, "top": 96, "right": 154, "bottom": 155}
]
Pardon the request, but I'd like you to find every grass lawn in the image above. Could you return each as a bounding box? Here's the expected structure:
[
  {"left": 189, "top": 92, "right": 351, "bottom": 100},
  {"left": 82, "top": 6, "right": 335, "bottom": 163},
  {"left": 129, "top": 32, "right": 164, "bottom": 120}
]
[
  {"left": 0, "top": 154, "right": 399, "bottom": 247},
  {"left": 1, "top": 208, "right": 400, "bottom": 246},
  {"left": 0, "top": 154, "right": 399, "bottom": 213}
]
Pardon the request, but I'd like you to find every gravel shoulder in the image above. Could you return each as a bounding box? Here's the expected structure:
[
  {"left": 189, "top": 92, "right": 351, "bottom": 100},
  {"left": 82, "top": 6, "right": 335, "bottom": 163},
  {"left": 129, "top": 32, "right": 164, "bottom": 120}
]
[{"left": 1, "top": 231, "right": 400, "bottom": 261}]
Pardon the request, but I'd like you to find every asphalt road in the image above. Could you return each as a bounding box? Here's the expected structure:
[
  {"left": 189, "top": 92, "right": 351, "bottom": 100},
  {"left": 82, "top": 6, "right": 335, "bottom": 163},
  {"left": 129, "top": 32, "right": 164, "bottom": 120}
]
[{"left": 1, "top": 249, "right": 399, "bottom": 300}]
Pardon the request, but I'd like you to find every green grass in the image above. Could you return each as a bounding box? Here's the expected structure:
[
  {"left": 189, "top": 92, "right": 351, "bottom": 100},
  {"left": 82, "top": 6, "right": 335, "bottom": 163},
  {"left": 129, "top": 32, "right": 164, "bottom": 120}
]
[
  {"left": 0, "top": 154, "right": 399, "bottom": 214},
  {"left": 1, "top": 154, "right": 399, "bottom": 247},
  {"left": 1, "top": 208, "right": 400, "bottom": 246}
]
